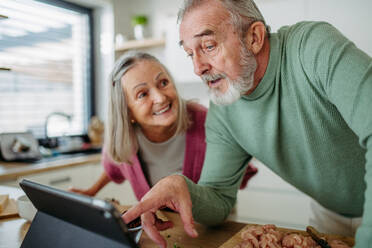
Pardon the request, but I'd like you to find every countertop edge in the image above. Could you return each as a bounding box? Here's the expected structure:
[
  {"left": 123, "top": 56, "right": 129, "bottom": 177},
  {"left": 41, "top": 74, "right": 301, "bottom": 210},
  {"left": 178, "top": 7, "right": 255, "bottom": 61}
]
[{"left": 0, "top": 154, "right": 101, "bottom": 182}]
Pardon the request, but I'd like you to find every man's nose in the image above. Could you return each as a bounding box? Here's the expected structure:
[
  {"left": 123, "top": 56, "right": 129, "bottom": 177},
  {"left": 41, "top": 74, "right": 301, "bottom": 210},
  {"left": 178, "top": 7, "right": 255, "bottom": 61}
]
[{"left": 193, "top": 53, "right": 210, "bottom": 76}]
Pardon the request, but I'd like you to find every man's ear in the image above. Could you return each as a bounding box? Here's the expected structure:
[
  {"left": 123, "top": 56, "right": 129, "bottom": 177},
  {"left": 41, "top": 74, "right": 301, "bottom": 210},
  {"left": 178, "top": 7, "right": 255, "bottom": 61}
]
[{"left": 245, "top": 21, "right": 266, "bottom": 55}]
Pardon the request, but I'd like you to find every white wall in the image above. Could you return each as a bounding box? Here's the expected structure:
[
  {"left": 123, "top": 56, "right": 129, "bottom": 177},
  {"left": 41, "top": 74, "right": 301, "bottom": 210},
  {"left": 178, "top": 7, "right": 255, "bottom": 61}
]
[
  {"left": 112, "top": 0, "right": 183, "bottom": 40},
  {"left": 257, "top": 0, "right": 372, "bottom": 56},
  {"left": 112, "top": 0, "right": 372, "bottom": 56}
]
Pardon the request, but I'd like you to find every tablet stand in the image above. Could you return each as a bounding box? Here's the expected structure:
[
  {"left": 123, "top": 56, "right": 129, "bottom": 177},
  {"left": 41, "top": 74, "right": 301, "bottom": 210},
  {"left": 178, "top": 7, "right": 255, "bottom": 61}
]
[{"left": 21, "top": 211, "right": 136, "bottom": 248}]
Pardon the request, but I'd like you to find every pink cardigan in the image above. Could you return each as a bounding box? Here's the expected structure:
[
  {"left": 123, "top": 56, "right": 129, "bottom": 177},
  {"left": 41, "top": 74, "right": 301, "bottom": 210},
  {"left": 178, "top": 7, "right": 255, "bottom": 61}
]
[{"left": 103, "top": 103, "right": 257, "bottom": 200}]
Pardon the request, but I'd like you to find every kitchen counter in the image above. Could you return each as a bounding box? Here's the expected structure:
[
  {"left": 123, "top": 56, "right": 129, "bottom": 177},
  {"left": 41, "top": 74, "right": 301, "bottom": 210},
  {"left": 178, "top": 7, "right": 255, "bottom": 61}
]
[
  {"left": 0, "top": 153, "right": 101, "bottom": 182},
  {"left": 0, "top": 185, "right": 245, "bottom": 248},
  {"left": 2, "top": 210, "right": 245, "bottom": 248},
  {"left": 0, "top": 186, "right": 355, "bottom": 248}
]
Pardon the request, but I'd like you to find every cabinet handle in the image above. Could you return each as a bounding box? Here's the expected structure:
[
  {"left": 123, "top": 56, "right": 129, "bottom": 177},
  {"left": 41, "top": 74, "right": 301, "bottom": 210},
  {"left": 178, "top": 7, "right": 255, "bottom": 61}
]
[{"left": 49, "top": 176, "right": 71, "bottom": 185}]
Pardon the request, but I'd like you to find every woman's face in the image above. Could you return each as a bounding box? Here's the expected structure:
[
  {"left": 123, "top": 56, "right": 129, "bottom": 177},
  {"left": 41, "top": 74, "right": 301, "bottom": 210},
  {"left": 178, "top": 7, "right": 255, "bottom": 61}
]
[{"left": 122, "top": 60, "right": 179, "bottom": 133}]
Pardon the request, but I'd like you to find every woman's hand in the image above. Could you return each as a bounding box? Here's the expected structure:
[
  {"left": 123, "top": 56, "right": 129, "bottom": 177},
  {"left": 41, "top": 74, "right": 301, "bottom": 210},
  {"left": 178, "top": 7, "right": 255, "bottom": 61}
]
[
  {"left": 69, "top": 172, "right": 110, "bottom": 197},
  {"left": 122, "top": 175, "right": 198, "bottom": 248},
  {"left": 69, "top": 187, "right": 96, "bottom": 196}
]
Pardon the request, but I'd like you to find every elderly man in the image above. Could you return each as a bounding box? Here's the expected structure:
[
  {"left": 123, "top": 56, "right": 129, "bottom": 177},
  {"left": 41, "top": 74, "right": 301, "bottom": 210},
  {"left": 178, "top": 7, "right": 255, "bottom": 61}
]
[{"left": 123, "top": 0, "right": 372, "bottom": 247}]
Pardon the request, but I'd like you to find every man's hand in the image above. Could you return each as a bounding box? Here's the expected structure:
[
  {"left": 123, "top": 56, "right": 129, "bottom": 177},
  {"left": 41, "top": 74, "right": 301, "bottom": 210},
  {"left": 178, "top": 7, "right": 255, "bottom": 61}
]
[{"left": 122, "top": 175, "right": 198, "bottom": 248}]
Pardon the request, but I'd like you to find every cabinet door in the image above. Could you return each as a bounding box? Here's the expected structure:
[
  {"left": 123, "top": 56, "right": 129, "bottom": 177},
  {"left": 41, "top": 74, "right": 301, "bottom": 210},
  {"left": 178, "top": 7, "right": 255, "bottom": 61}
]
[
  {"left": 18, "top": 164, "right": 99, "bottom": 190},
  {"left": 16, "top": 164, "right": 138, "bottom": 206},
  {"left": 231, "top": 159, "right": 311, "bottom": 230},
  {"left": 0, "top": 180, "right": 19, "bottom": 187},
  {"left": 92, "top": 164, "right": 138, "bottom": 205},
  {"left": 97, "top": 181, "right": 138, "bottom": 206}
]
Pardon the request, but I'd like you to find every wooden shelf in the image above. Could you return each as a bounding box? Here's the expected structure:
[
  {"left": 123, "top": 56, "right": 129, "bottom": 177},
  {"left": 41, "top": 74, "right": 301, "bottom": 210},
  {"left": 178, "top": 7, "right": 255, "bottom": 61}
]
[{"left": 115, "top": 38, "right": 166, "bottom": 52}]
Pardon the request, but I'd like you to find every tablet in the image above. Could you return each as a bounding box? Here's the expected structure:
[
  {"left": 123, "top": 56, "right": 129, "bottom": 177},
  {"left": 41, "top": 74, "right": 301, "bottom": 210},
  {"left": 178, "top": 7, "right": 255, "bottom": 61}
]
[{"left": 19, "top": 179, "right": 139, "bottom": 248}]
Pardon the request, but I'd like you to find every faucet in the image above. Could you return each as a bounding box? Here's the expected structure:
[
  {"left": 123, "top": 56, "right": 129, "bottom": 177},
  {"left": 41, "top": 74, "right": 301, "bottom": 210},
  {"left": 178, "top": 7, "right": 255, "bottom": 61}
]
[{"left": 44, "top": 112, "right": 72, "bottom": 148}]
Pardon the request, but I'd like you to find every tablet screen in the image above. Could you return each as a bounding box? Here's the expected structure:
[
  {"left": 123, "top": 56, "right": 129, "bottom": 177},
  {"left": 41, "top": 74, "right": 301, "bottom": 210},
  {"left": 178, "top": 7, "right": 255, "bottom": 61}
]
[{"left": 19, "top": 179, "right": 138, "bottom": 248}]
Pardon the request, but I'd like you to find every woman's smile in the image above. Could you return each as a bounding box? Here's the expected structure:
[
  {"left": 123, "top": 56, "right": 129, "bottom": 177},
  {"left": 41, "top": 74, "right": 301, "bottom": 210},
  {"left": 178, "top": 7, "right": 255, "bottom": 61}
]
[{"left": 153, "top": 103, "right": 171, "bottom": 115}]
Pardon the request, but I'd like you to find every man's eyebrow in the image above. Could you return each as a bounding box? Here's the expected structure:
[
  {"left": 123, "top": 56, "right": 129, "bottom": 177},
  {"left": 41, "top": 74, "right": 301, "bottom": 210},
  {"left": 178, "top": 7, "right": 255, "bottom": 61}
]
[
  {"left": 155, "top": 71, "right": 163, "bottom": 80},
  {"left": 179, "top": 29, "right": 215, "bottom": 47}
]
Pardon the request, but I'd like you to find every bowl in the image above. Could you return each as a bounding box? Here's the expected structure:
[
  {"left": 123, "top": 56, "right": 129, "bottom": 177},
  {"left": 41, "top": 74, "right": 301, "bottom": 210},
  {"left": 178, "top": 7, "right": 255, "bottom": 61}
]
[
  {"left": 128, "top": 225, "right": 143, "bottom": 244},
  {"left": 17, "top": 195, "right": 37, "bottom": 222},
  {"left": 122, "top": 210, "right": 142, "bottom": 244}
]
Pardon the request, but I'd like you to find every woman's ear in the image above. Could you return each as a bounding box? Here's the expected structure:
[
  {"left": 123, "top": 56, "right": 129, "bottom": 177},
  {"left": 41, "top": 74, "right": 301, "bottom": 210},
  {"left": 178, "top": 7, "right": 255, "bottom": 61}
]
[
  {"left": 128, "top": 114, "right": 136, "bottom": 124},
  {"left": 245, "top": 21, "right": 266, "bottom": 55},
  {"left": 127, "top": 109, "right": 136, "bottom": 124}
]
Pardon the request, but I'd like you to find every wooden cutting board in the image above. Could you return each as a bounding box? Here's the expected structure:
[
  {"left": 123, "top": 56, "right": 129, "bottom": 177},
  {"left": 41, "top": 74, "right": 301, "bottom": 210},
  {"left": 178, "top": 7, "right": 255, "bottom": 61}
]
[
  {"left": 0, "top": 199, "right": 19, "bottom": 219},
  {"left": 113, "top": 203, "right": 245, "bottom": 247},
  {"left": 219, "top": 223, "right": 355, "bottom": 248},
  {"left": 115, "top": 205, "right": 168, "bottom": 221}
]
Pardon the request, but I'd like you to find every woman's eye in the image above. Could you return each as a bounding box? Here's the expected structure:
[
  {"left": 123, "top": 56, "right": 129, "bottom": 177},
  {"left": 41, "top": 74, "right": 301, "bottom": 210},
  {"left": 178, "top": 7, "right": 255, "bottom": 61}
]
[{"left": 137, "top": 92, "right": 147, "bottom": 99}]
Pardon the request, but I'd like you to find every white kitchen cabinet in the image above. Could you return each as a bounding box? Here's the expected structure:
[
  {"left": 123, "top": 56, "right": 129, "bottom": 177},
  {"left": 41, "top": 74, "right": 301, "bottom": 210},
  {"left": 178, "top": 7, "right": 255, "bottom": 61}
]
[
  {"left": 230, "top": 159, "right": 312, "bottom": 230},
  {"left": 0, "top": 180, "right": 20, "bottom": 188},
  {"left": 17, "top": 163, "right": 101, "bottom": 190},
  {"left": 96, "top": 179, "right": 138, "bottom": 206},
  {"left": 1, "top": 162, "right": 138, "bottom": 206},
  {"left": 88, "top": 164, "right": 137, "bottom": 205},
  {"left": 21, "top": 163, "right": 138, "bottom": 206}
]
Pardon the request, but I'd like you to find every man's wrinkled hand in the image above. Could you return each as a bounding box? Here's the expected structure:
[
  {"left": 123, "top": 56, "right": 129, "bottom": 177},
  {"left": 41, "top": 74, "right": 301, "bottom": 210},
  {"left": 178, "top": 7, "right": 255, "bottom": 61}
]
[{"left": 122, "top": 175, "right": 198, "bottom": 248}]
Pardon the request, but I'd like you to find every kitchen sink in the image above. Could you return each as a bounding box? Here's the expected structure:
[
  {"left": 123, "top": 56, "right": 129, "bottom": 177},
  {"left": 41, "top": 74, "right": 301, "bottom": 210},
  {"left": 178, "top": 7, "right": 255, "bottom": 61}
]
[{"left": 36, "top": 147, "right": 101, "bottom": 163}]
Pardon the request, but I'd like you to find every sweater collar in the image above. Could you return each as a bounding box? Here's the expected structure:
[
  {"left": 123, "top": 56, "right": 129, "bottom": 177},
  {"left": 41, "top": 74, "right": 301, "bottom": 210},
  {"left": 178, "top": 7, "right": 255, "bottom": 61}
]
[{"left": 242, "top": 33, "right": 279, "bottom": 101}]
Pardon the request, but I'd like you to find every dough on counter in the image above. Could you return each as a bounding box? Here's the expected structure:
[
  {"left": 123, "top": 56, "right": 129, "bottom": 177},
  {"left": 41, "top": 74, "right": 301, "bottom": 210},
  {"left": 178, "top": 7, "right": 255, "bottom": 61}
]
[{"left": 234, "top": 224, "right": 351, "bottom": 248}]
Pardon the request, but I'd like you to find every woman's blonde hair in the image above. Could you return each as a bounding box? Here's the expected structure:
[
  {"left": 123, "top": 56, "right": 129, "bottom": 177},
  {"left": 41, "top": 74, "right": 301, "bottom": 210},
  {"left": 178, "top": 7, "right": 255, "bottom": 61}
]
[{"left": 106, "top": 51, "right": 190, "bottom": 164}]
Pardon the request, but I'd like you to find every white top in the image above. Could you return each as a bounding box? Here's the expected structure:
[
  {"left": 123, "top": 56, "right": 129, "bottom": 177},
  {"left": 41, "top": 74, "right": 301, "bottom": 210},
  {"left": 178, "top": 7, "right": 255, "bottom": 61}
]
[{"left": 136, "top": 127, "right": 185, "bottom": 186}]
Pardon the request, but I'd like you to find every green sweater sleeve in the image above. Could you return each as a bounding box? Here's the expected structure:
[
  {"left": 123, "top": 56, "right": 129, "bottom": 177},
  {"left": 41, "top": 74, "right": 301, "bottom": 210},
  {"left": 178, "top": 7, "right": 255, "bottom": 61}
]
[
  {"left": 184, "top": 106, "right": 251, "bottom": 226},
  {"left": 298, "top": 22, "right": 372, "bottom": 248}
]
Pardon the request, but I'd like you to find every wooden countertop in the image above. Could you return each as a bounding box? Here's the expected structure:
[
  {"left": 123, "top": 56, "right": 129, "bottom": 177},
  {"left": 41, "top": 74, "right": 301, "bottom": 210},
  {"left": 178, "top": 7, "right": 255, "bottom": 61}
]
[
  {"left": 0, "top": 186, "right": 354, "bottom": 248},
  {"left": 0, "top": 153, "right": 101, "bottom": 182},
  {"left": 139, "top": 210, "right": 245, "bottom": 247},
  {"left": 1, "top": 211, "right": 245, "bottom": 248},
  {"left": 0, "top": 185, "right": 246, "bottom": 248}
]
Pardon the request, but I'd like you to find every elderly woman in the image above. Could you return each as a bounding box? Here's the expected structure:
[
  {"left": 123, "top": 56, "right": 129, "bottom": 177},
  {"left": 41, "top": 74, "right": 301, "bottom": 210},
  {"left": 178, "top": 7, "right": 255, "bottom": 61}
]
[{"left": 70, "top": 51, "right": 257, "bottom": 200}]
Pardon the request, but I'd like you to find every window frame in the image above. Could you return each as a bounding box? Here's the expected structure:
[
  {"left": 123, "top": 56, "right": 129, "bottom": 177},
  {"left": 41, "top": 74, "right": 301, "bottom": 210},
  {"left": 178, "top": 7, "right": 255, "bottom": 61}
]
[{"left": 35, "top": 0, "right": 96, "bottom": 137}]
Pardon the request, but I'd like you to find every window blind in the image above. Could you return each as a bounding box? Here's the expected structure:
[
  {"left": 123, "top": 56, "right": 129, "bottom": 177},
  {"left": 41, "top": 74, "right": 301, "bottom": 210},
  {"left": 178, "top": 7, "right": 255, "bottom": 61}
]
[{"left": 0, "top": 0, "right": 93, "bottom": 138}]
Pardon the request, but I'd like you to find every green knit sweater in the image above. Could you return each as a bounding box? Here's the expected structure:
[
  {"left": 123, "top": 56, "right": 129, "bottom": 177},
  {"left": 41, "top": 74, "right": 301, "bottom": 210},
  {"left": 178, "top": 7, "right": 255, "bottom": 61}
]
[{"left": 184, "top": 21, "right": 372, "bottom": 247}]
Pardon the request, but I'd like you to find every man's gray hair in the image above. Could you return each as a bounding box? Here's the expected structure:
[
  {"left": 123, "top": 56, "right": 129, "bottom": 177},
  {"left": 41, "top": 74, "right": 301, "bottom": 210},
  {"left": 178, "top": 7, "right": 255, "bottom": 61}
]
[
  {"left": 107, "top": 51, "right": 189, "bottom": 164},
  {"left": 178, "top": 0, "right": 270, "bottom": 39}
]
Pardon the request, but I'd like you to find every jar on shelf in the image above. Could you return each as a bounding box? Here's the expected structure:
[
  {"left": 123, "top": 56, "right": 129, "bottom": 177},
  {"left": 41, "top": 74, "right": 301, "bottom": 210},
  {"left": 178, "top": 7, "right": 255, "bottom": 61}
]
[{"left": 131, "top": 15, "right": 148, "bottom": 40}]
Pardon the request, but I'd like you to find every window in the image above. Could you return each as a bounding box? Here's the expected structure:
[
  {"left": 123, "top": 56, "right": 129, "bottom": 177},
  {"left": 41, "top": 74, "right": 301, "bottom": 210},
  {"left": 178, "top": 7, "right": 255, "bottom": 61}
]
[{"left": 0, "top": 0, "right": 94, "bottom": 139}]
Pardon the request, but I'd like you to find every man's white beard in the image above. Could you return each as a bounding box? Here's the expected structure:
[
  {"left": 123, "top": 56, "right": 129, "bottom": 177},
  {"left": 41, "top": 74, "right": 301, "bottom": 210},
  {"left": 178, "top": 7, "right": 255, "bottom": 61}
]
[{"left": 203, "top": 46, "right": 257, "bottom": 106}]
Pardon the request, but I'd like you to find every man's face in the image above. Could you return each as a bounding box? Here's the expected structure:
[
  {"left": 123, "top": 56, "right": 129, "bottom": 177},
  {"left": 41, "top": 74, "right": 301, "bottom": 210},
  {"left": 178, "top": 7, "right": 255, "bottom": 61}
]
[{"left": 179, "top": 0, "right": 257, "bottom": 105}]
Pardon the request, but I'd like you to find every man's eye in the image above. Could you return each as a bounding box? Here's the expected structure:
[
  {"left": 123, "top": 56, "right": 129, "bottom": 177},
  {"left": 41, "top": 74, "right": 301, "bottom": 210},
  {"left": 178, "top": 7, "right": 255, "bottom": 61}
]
[
  {"left": 160, "top": 79, "right": 168, "bottom": 87},
  {"left": 186, "top": 52, "right": 193, "bottom": 58},
  {"left": 206, "top": 45, "right": 215, "bottom": 51}
]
